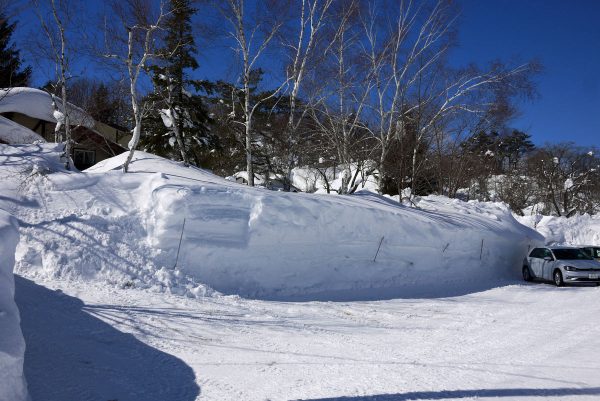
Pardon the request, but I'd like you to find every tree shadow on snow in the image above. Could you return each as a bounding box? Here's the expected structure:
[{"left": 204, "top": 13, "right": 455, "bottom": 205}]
[
  {"left": 14, "top": 276, "right": 200, "bottom": 401},
  {"left": 294, "top": 387, "right": 600, "bottom": 400}
]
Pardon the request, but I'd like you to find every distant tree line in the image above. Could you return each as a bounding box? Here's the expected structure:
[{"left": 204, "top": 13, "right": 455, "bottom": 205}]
[{"left": 2, "top": 0, "right": 598, "bottom": 216}]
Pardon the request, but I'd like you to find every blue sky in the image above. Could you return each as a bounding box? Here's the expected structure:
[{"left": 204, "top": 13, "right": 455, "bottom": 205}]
[
  {"left": 12, "top": 0, "right": 600, "bottom": 148},
  {"left": 453, "top": 0, "right": 600, "bottom": 147}
]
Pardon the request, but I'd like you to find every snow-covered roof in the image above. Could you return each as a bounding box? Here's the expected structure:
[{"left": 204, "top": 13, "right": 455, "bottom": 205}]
[
  {"left": 0, "top": 115, "right": 45, "bottom": 144},
  {"left": 0, "top": 87, "right": 95, "bottom": 128}
]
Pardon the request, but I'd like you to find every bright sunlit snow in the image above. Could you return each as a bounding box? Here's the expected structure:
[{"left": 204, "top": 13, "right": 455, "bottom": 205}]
[{"left": 1, "top": 144, "right": 600, "bottom": 401}]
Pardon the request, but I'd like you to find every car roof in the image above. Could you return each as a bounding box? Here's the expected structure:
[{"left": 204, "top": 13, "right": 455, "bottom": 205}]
[
  {"left": 576, "top": 245, "right": 600, "bottom": 248},
  {"left": 537, "top": 246, "right": 580, "bottom": 250}
]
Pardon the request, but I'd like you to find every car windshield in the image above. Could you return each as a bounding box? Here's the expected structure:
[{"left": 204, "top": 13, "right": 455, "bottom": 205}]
[{"left": 553, "top": 249, "right": 593, "bottom": 260}]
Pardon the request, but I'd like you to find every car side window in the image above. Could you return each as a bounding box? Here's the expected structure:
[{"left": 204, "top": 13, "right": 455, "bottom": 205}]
[
  {"left": 530, "top": 248, "right": 543, "bottom": 258},
  {"left": 543, "top": 249, "right": 553, "bottom": 260}
]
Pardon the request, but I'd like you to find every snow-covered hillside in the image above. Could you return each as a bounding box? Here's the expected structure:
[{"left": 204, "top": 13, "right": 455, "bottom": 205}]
[{"left": 6, "top": 145, "right": 541, "bottom": 300}]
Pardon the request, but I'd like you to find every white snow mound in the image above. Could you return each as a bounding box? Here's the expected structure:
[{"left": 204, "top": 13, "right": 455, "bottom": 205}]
[
  {"left": 0, "top": 211, "right": 28, "bottom": 401},
  {"left": 1, "top": 144, "right": 213, "bottom": 299},
  {"left": 5, "top": 145, "right": 544, "bottom": 301},
  {"left": 90, "top": 151, "right": 544, "bottom": 300},
  {"left": 517, "top": 214, "right": 600, "bottom": 246}
]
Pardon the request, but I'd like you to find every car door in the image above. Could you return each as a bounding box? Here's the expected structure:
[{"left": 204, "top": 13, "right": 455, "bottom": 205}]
[
  {"left": 528, "top": 248, "right": 543, "bottom": 278},
  {"left": 540, "top": 248, "right": 555, "bottom": 280}
]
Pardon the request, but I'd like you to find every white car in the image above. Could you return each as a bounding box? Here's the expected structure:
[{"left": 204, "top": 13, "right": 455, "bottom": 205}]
[{"left": 523, "top": 246, "right": 600, "bottom": 286}]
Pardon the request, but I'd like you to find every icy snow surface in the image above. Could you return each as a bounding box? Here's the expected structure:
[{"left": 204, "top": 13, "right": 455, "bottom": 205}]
[{"left": 3, "top": 143, "right": 600, "bottom": 401}]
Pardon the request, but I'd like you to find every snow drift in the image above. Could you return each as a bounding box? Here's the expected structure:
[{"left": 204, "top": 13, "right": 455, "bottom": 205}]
[
  {"left": 0, "top": 211, "right": 28, "bottom": 401},
  {"left": 90, "top": 151, "right": 544, "bottom": 300}
]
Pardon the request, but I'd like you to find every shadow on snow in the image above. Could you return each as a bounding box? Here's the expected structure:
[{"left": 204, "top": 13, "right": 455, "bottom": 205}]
[{"left": 14, "top": 276, "right": 200, "bottom": 401}]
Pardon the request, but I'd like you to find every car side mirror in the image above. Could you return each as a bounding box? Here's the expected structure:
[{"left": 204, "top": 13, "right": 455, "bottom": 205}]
[{"left": 544, "top": 256, "right": 553, "bottom": 261}]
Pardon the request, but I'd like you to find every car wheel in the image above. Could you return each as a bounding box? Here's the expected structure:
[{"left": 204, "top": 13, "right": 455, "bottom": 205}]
[
  {"left": 553, "top": 270, "right": 564, "bottom": 287},
  {"left": 522, "top": 266, "right": 532, "bottom": 282}
]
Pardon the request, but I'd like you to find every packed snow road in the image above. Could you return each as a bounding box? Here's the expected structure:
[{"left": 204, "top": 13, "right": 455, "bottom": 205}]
[{"left": 15, "top": 276, "right": 600, "bottom": 401}]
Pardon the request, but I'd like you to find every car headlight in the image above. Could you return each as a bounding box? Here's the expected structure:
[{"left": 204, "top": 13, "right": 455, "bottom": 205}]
[{"left": 564, "top": 266, "right": 578, "bottom": 271}]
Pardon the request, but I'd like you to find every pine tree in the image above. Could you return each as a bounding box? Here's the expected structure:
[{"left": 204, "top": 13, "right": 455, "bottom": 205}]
[
  {"left": 0, "top": 12, "right": 31, "bottom": 87},
  {"left": 141, "top": 0, "right": 215, "bottom": 167}
]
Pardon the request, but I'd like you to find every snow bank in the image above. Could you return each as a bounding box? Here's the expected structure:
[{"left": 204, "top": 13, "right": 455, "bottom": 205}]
[
  {"left": 0, "top": 87, "right": 94, "bottom": 128},
  {"left": 3, "top": 145, "right": 214, "bottom": 298},
  {"left": 517, "top": 214, "right": 600, "bottom": 246},
  {"left": 0, "top": 211, "right": 28, "bottom": 401},
  {"left": 6, "top": 145, "right": 543, "bottom": 301},
  {"left": 91, "top": 152, "right": 544, "bottom": 300}
]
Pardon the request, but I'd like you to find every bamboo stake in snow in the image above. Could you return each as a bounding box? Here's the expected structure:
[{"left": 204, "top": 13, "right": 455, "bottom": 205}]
[
  {"left": 480, "top": 239, "right": 484, "bottom": 260},
  {"left": 174, "top": 217, "right": 186, "bottom": 268},
  {"left": 373, "top": 236, "right": 385, "bottom": 262}
]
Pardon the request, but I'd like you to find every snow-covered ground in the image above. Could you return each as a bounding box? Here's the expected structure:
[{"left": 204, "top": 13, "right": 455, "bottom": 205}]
[
  {"left": 1, "top": 143, "right": 600, "bottom": 401},
  {"left": 16, "top": 277, "right": 600, "bottom": 401}
]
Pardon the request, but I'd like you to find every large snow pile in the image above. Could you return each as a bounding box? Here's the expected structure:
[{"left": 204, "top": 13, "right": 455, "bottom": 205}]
[
  {"left": 90, "top": 151, "right": 544, "bottom": 300},
  {"left": 4, "top": 144, "right": 543, "bottom": 301},
  {"left": 0, "top": 144, "right": 213, "bottom": 298},
  {"left": 0, "top": 87, "right": 94, "bottom": 129},
  {"left": 0, "top": 211, "right": 28, "bottom": 401},
  {"left": 517, "top": 213, "right": 600, "bottom": 246}
]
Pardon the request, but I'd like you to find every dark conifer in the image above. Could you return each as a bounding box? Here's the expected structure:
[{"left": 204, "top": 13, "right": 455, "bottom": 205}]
[
  {"left": 0, "top": 13, "right": 31, "bottom": 87},
  {"left": 141, "top": 0, "right": 216, "bottom": 166}
]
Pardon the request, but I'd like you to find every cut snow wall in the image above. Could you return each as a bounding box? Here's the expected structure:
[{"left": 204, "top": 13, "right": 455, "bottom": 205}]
[
  {"left": 145, "top": 182, "right": 544, "bottom": 300},
  {"left": 0, "top": 211, "right": 28, "bottom": 401}
]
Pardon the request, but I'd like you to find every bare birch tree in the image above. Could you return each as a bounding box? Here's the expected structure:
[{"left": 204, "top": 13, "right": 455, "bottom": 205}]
[
  {"left": 104, "top": 0, "right": 168, "bottom": 173},
  {"left": 278, "top": 0, "right": 334, "bottom": 190},
  {"left": 32, "top": 0, "right": 74, "bottom": 168},
  {"left": 220, "top": 0, "right": 289, "bottom": 186},
  {"left": 308, "top": 0, "right": 376, "bottom": 194},
  {"left": 357, "top": 0, "right": 537, "bottom": 198}
]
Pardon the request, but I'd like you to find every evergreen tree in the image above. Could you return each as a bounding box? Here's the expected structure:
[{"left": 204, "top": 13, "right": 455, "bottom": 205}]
[
  {"left": 0, "top": 12, "right": 31, "bottom": 87},
  {"left": 141, "top": 0, "right": 215, "bottom": 167}
]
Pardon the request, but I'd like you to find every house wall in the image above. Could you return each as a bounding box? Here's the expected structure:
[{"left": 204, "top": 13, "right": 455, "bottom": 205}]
[
  {"left": 0, "top": 112, "right": 126, "bottom": 169},
  {"left": 94, "top": 121, "right": 132, "bottom": 148}
]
